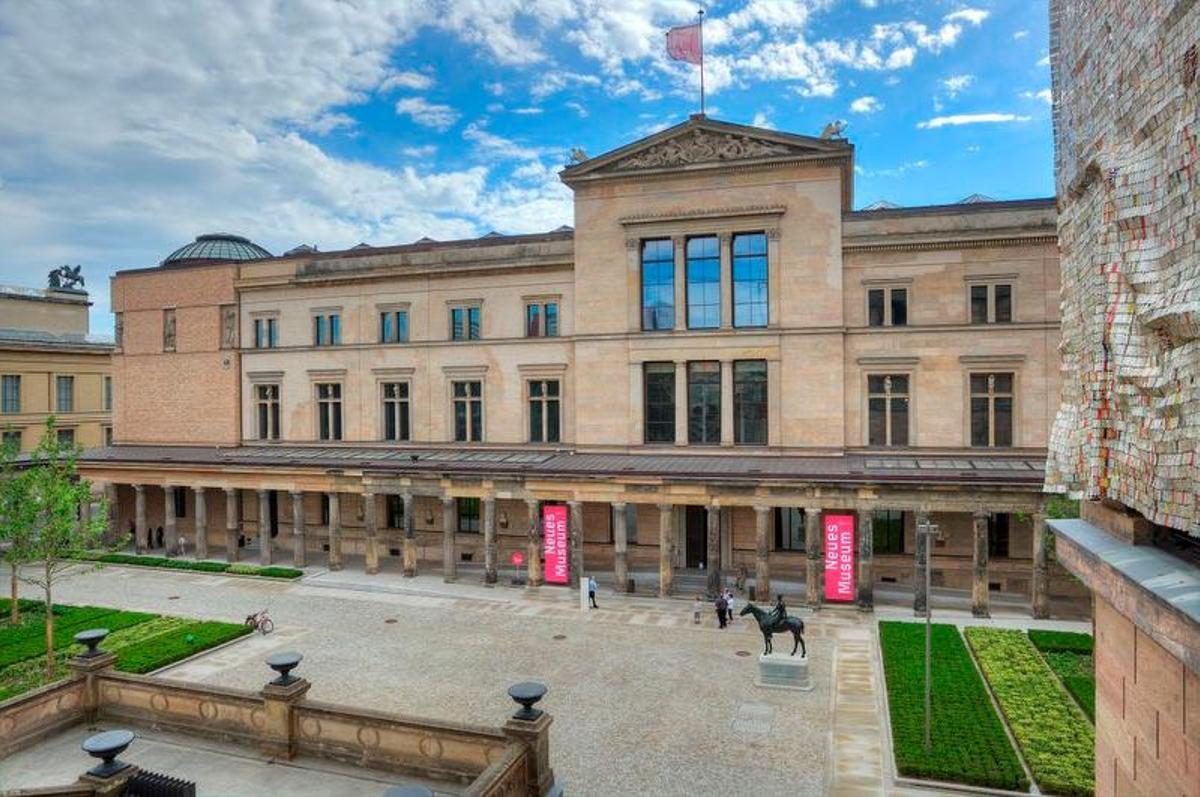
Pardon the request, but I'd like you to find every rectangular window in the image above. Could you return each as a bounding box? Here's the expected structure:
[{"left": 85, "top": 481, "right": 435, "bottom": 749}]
[
  {"left": 103, "top": 376, "right": 113, "bottom": 411},
  {"left": 163, "top": 309, "right": 176, "bottom": 351},
  {"left": 988, "top": 513, "right": 1011, "bottom": 558},
  {"left": 1, "top": 375, "right": 19, "bottom": 413},
  {"left": 450, "top": 306, "right": 481, "bottom": 341},
  {"left": 867, "top": 287, "right": 908, "bottom": 327},
  {"left": 643, "top": 362, "right": 675, "bottom": 443},
  {"left": 316, "top": 383, "right": 343, "bottom": 441},
  {"left": 103, "top": 426, "right": 113, "bottom": 446},
  {"left": 2, "top": 430, "right": 21, "bottom": 449},
  {"left": 313, "top": 313, "right": 341, "bottom": 346},
  {"left": 733, "top": 360, "right": 768, "bottom": 445},
  {"left": 640, "top": 239, "right": 675, "bottom": 331},
  {"left": 254, "top": 318, "right": 278, "bottom": 349},
  {"left": 970, "top": 284, "right": 1013, "bottom": 324},
  {"left": 686, "top": 236, "right": 720, "bottom": 329},
  {"left": 526, "top": 302, "right": 560, "bottom": 337},
  {"left": 452, "top": 380, "right": 483, "bottom": 442},
  {"left": 56, "top": 428, "right": 75, "bottom": 446},
  {"left": 528, "top": 380, "right": 561, "bottom": 443},
  {"left": 774, "top": 508, "right": 805, "bottom": 551},
  {"left": 457, "top": 497, "right": 481, "bottom": 533},
  {"left": 380, "top": 310, "right": 409, "bottom": 343},
  {"left": 872, "top": 510, "right": 905, "bottom": 554},
  {"left": 55, "top": 376, "right": 74, "bottom": 413},
  {"left": 174, "top": 488, "right": 187, "bottom": 519},
  {"left": 382, "top": 382, "right": 410, "bottom": 441},
  {"left": 970, "top": 372, "right": 1014, "bottom": 447},
  {"left": 386, "top": 495, "right": 404, "bottom": 529},
  {"left": 320, "top": 494, "right": 330, "bottom": 526},
  {"left": 733, "top": 232, "right": 768, "bottom": 327},
  {"left": 867, "top": 374, "right": 910, "bottom": 447},
  {"left": 687, "top": 361, "right": 720, "bottom": 444},
  {"left": 256, "top": 384, "right": 281, "bottom": 440}
]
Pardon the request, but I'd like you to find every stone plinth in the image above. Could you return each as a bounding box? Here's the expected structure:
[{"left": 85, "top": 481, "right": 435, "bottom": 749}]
[{"left": 757, "top": 653, "right": 813, "bottom": 691}]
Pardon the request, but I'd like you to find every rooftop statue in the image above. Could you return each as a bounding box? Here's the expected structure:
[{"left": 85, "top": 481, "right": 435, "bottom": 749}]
[{"left": 48, "top": 265, "right": 85, "bottom": 290}]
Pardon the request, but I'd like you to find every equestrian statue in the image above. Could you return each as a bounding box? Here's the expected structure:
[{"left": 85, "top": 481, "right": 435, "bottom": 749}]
[{"left": 740, "top": 595, "right": 806, "bottom": 657}]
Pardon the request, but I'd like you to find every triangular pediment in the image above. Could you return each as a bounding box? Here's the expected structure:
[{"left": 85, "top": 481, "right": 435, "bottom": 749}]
[{"left": 561, "top": 116, "right": 851, "bottom": 183}]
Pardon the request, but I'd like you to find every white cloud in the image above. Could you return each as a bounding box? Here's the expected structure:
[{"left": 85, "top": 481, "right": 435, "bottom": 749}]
[
  {"left": 850, "top": 96, "right": 883, "bottom": 114},
  {"left": 379, "top": 70, "right": 434, "bottom": 92},
  {"left": 752, "top": 107, "right": 776, "bottom": 128},
  {"left": 564, "top": 101, "right": 588, "bottom": 118},
  {"left": 1037, "top": 54, "right": 1051, "bottom": 67},
  {"left": 529, "top": 70, "right": 602, "bottom": 101},
  {"left": 917, "top": 113, "right": 1032, "bottom": 129},
  {"left": 462, "top": 121, "right": 549, "bottom": 161},
  {"left": 512, "top": 107, "right": 544, "bottom": 115},
  {"left": 856, "top": 159, "right": 929, "bottom": 177},
  {"left": 395, "top": 97, "right": 460, "bottom": 131},
  {"left": 944, "top": 9, "right": 989, "bottom": 26},
  {"left": 1013, "top": 30, "right": 1029, "bottom": 40},
  {"left": 402, "top": 144, "right": 437, "bottom": 158},
  {"left": 942, "top": 74, "right": 973, "bottom": 98},
  {"left": 1022, "top": 89, "right": 1053, "bottom": 105}
]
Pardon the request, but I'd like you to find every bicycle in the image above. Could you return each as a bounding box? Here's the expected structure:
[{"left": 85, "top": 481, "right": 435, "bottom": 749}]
[{"left": 244, "top": 608, "right": 274, "bottom": 635}]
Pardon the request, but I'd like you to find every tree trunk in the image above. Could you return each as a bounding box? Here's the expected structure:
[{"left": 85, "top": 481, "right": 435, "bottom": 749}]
[
  {"left": 43, "top": 579, "right": 54, "bottom": 678},
  {"left": 9, "top": 564, "right": 18, "bottom": 623}
]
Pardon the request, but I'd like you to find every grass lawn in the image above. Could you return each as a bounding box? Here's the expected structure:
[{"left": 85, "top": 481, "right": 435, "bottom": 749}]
[
  {"left": 0, "top": 598, "right": 251, "bottom": 702},
  {"left": 966, "top": 627, "right": 1095, "bottom": 797},
  {"left": 878, "top": 621, "right": 1028, "bottom": 791},
  {"left": 1029, "top": 630, "right": 1095, "bottom": 722}
]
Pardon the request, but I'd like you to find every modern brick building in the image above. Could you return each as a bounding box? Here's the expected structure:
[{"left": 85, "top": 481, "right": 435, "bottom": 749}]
[
  {"left": 79, "top": 116, "right": 1075, "bottom": 615},
  {"left": 1047, "top": 0, "right": 1199, "bottom": 794}
]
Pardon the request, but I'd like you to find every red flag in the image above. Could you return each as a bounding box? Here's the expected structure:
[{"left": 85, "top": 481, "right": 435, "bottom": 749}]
[{"left": 666, "top": 23, "right": 702, "bottom": 65}]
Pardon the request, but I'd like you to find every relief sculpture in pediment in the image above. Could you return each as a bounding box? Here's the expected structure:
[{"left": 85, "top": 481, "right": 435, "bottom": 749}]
[{"left": 613, "top": 129, "right": 796, "bottom": 171}]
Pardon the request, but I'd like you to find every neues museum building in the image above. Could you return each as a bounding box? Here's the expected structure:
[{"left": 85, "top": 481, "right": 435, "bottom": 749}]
[{"left": 79, "top": 116, "right": 1076, "bottom": 617}]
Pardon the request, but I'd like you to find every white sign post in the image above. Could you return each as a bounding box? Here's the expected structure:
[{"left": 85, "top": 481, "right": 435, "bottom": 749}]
[{"left": 580, "top": 576, "right": 590, "bottom": 611}]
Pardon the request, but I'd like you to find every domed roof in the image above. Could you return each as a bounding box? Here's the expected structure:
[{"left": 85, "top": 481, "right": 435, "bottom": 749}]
[{"left": 161, "top": 233, "right": 272, "bottom": 266}]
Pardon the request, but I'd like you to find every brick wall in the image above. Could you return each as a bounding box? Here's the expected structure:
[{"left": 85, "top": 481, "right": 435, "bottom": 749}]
[{"left": 1094, "top": 595, "right": 1199, "bottom": 796}]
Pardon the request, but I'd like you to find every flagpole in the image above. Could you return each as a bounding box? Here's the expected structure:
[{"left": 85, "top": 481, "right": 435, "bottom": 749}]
[{"left": 698, "top": 8, "right": 705, "bottom": 116}]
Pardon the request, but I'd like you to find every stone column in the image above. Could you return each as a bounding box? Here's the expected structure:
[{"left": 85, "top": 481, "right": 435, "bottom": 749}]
[
  {"left": 706, "top": 503, "right": 722, "bottom": 596},
  {"left": 363, "top": 490, "right": 379, "bottom": 575},
  {"left": 327, "top": 492, "right": 342, "bottom": 571},
  {"left": 224, "top": 487, "right": 240, "bottom": 563},
  {"left": 719, "top": 361, "right": 734, "bottom": 446},
  {"left": 134, "top": 484, "right": 146, "bottom": 554},
  {"left": 1031, "top": 511, "right": 1050, "bottom": 619},
  {"left": 657, "top": 503, "right": 674, "bottom": 598},
  {"left": 612, "top": 502, "right": 629, "bottom": 592},
  {"left": 442, "top": 496, "right": 457, "bottom": 582},
  {"left": 673, "top": 362, "right": 687, "bottom": 445},
  {"left": 483, "top": 495, "right": 498, "bottom": 584},
  {"left": 257, "top": 489, "right": 273, "bottom": 566},
  {"left": 856, "top": 509, "right": 874, "bottom": 610},
  {"left": 568, "top": 500, "right": 584, "bottom": 588},
  {"left": 194, "top": 487, "right": 208, "bottom": 559},
  {"left": 105, "top": 483, "right": 118, "bottom": 545},
  {"left": 719, "top": 232, "right": 733, "bottom": 329},
  {"left": 805, "top": 507, "right": 823, "bottom": 608},
  {"left": 913, "top": 510, "right": 929, "bottom": 616},
  {"left": 163, "top": 486, "right": 178, "bottom": 556},
  {"left": 290, "top": 491, "right": 306, "bottom": 568},
  {"left": 672, "top": 235, "right": 685, "bottom": 331},
  {"left": 526, "top": 499, "right": 543, "bottom": 587},
  {"left": 972, "top": 510, "right": 991, "bottom": 618},
  {"left": 754, "top": 505, "right": 772, "bottom": 601},
  {"left": 401, "top": 492, "right": 417, "bottom": 577}
]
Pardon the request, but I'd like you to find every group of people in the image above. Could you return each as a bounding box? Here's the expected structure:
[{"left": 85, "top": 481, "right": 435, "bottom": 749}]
[{"left": 694, "top": 588, "right": 741, "bottom": 628}]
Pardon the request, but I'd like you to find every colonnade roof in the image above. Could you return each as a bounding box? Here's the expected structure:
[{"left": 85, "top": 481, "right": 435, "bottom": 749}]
[{"left": 80, "top": 444, "right": 1047, "bottom": 490}]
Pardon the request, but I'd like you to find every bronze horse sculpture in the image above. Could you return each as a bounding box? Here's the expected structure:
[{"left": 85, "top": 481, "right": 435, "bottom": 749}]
[{"left": 740, "top": 602, "right": 806, "bottom": 657}]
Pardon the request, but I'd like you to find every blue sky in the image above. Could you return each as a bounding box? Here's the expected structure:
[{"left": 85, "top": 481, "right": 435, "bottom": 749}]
[{"left": 0, "top": 1, "right": 1053, "bottom": 334}]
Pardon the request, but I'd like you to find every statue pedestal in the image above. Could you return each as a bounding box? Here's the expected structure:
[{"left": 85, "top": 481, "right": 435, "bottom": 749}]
[{"left": 756, "top": 653, "right": 813, "bottom": 691}]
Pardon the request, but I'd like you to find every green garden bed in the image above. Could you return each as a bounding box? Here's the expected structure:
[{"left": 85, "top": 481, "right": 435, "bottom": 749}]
[
  {"left": 75, "top": 552, "right": 303, "bottom": 579},
  {"left": 966, "top": 628, "right": 1094, "bottom": 796},
  {"left": 1029, "top": 630, "right": 1095, "bottom": 722},
  {"left": 878, "top": 622, "right": 1028, "bottom": 791},
  {"left": 0, "top": 599, "right": 251, "bottom": 702}
]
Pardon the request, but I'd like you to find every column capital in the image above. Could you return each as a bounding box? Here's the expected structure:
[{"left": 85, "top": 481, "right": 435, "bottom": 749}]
[
  {"left": 753, "top": 504, "right": 772, "bottom": 516},
  {"left": 566, "top": 499, "right": 582, "bottom": 509},
  {"left": 194, "top": 486, "right": 206, "bottom": 495},
  {"left": 804, "top": 506, "right": 822, "bottom": 515},
  {"left": 257, "top": 487, "right": 269, "bottom": 497},
  {"left": 483, "top": 494, "right": 497, "bottom": 504},
  {"left": 611, "top": 501, "right": 627, "bottom": 511},
  {"left": 134, "top": 483, "right": 145, "bottom": 493},
  {"left": 290, "top": 489, "right": 303, "bottom": 499},
  {"left": 656, "top": 502, "right": 674, "bottom": 513},
  {"left": 442, "top": 495, "right": 455, "bottom": 506},
  {"left": 973, "top": 509, "right": 992, "bottom": 521}
]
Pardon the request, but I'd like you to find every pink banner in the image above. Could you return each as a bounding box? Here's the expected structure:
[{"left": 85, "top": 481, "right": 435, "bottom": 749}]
[
  {"left": 542, "top": 504, "right": 569, "bottom": 585},
  {"left": 823, "top": 514, "right": 856, "bottom": 602}
]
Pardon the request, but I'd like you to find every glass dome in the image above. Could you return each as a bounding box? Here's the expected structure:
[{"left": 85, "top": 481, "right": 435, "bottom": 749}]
[{"left": 161, "top": 233, "right": 272, "bottom": 266}]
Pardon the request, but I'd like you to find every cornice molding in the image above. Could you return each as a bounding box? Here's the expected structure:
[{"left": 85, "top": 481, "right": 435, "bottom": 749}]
[
  {"left": 843, "top": 234, "right": 1057, "bottom": 254},
  {"left": 619, "top": 204, "right": 787, "bottom": 226}
]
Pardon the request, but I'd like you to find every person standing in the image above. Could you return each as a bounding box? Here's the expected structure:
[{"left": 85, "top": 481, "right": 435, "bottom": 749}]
[
  {"left": 692, "top": 595, "right": 703, "bottom": 625},
  {"left": 725, "top": 589, "right": 736, "bottom": 623},
  {"left": 715, "top": 592, "right": 728, "bottom": 628},
  {"left": 587, "top": 575, "right": 599, "bottom": 609}
]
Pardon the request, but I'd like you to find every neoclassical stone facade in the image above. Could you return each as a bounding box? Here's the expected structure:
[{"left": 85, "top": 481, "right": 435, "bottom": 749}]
[{"left": 82, "top": 116, "right": 1074, "bottom": 616}]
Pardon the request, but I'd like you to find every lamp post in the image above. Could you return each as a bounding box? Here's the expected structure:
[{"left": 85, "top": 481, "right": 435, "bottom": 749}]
[{"left": 919, "top": 515, "right": 939, "bottom": 752}]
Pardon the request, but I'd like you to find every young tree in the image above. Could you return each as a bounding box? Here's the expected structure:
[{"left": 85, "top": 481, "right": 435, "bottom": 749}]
[
  {"left": 0, "top": 428, "right": 35, "bottom": 623},
  {"left": 11, "top": 418, "right": 120, "bottom": 676}
]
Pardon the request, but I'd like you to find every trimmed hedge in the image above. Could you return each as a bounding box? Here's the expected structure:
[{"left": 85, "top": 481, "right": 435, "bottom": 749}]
[
  {"left": 1040, "top": 650, "right": 1096, "bottom": 722},
  {"left": 1029, "top": 629, "right": 1094, "bottom": 655},
  {"left": 76, "top": 552, "right": 302, "bottom": 579},
  {"left": 114, "top": 621, "right": 252, "bottom": 674},
  {"left": 966, "top": 628, "right": 1095, "bottom": 797},
  {"left": 878, "top": 622, "right": 1027, "bottom": 791},
  {"left": 0, "top": 606, "right": 156, "bottom": 669}
]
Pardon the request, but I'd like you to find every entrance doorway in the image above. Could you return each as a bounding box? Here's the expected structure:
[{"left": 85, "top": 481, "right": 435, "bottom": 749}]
[
  {"left": 268, "top": 490, "right": 279, "bottom": 537},
  {"left": 685, "top": 506, "right": 707, "bottom": 569}
]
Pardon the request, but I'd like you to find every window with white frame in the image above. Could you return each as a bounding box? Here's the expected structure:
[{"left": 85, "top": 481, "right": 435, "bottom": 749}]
[
  {"left": 528, "top": 379, "right": 560, "bottom": 443},
  {"left": 256, "top": 384, "right": 281, "bottom": 440},
  {"left": 452, "top": 380, "right": 483, "bottom": 442},
  {"left": 382, "top": 382, "right": 410, "bottom": 441},
  {"left": 316, "top": 382, "right": 343, "bottom": 440}
]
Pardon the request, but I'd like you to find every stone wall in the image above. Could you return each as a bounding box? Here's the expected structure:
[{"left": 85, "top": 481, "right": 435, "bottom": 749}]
[{"left": 1047, "top": 0, "right": 1200, "bottom": 535}]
